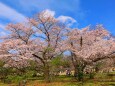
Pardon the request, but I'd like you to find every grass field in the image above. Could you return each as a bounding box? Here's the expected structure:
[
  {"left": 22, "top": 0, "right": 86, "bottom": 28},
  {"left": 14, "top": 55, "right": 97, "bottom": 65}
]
[
  {"left": 0, "top": 73, "right": 115, "bottom": 86},
  {"left": 0, "top": 80, "right": 115, "bottom": 86}
]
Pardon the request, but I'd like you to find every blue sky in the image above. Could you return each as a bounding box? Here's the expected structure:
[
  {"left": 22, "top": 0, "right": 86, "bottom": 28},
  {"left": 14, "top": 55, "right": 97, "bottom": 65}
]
[{"left": 0, "top": 0, "right": 115, "bottom": 36}]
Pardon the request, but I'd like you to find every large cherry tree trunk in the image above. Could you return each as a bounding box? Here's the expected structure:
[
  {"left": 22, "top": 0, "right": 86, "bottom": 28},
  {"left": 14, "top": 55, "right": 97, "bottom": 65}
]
[
  {"left": 44, "top": 62, "right": 50, "bottom": 83},
  {"left": 71, "top": 52, "right": 86, "bottom": 81},
  {"left": 32, "top": 54, "right": 51, "bottom": 82}
]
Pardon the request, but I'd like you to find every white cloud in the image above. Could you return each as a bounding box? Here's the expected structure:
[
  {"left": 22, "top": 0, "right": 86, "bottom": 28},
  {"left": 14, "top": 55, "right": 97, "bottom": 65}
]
[
  {"left": 57, "top": 16, "right": 76, "bottom": 23},
  {"left": 0, "top": 2, "right": 27, "bottom": 22},
  {"left": 57, "top": 15, "right": 77, "bottom": 27},
  {"left": 41, "top": 9, "right": 55, "bottom": 18},
  {"left": 0, "top": 2, "right": 27, "bottom": 37},
  {"left": 41, "top": 10, "right": 77, "bottom": 27},
  {"left": 40, "top": 10, "right": 77, "bottom": 27},
  {"left": 43, "top": 9, "right": 55, "bottom": 17}
]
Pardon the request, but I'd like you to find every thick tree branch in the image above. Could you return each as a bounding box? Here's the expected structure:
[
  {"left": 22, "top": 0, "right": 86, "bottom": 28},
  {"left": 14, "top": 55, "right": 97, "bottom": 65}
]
[{"left": 32, "top": 54, "right": 45, "bottom": 66}]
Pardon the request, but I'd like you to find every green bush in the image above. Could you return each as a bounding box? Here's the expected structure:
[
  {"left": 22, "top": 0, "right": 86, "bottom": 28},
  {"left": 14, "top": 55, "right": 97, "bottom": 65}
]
[
  {"left": 0, "top": 67, "right": 9, "bottom": 79},
  {"left": 25, "top": 71, "right": 36, "bottom": 78},
  {"left": 6, "top": 75, "right": 24, "bottom": 83}
]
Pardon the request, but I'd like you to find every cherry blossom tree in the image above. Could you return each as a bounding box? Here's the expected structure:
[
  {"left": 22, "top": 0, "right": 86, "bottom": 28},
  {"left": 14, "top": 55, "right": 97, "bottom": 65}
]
[
  {"left": 66, "top": 25, "right": 115, "bottom": 81},
  {"left": 28, "top": 10, "right": 67, "bottom": 82},
  {"left": 0, "top": 23, "right": 34, "bottom": 75},
  {"left": 0, "top": 10, "right": 67, "bottom": 82}
]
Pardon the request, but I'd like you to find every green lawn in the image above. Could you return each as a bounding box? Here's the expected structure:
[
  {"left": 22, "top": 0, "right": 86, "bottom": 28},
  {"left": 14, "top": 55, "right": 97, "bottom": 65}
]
[
  {"left": 0, "top": 80, "right": 115, "bottom": 86},
  {"left": 0, "top": 72, "right": 115, "bottom": 86}
]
